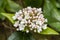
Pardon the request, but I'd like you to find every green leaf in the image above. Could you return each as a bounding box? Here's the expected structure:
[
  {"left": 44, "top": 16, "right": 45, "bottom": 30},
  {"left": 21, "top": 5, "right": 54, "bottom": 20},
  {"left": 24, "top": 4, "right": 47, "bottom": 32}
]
[
  {"left": 50, "top": 22, "right": 60, "bottom": 32},
  {"left": 0, "top": 8, "right": 5, "bottom": 19},
  {"left": 6, "top": 0, "right": 22, "bottom": 12},
  {"left": 56, "top": 0, "right": 60, "bottom": 8},
  {"left": 1, "top": 13, "right": 14, "bottom": 24},
  {"left": 0, "top": 0, "right": 7, "bottom": 9},
  {"left": 43, "top": 0, "right": 60, "bottom": 32},
  {"left": 0, "top": 0, "right": 6, "bottom": 19},
  {"left": 56, "top": 2, "right": 60, "bottom": 8},
  {"left": 8, "top": 31, "right": 35, "bottom": 40},
  {"left": 40, "top": 27, "right": 59, "bottom": 35},
  {"left": 0, "top": 0, "right": 3, "bottom": 7},
  {"left": 24, "top": 0, "right": 43, "bottom": 8}
]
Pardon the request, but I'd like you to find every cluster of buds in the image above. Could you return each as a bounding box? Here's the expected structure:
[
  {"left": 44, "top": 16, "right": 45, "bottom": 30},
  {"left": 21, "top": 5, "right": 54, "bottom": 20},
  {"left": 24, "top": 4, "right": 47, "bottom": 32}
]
[{"left": 12, "top": 7, "right": 47, "bottom": 33}]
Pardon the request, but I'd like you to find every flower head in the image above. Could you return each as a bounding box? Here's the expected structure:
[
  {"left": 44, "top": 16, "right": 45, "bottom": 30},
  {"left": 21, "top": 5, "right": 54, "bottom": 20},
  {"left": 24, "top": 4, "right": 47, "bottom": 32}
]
[{"left": 13, "top": 7, "right": 48, "bottom": 33}]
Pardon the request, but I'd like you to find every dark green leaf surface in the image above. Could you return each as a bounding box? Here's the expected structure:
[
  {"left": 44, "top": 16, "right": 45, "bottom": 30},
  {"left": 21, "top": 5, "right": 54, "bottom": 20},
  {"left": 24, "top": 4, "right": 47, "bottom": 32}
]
[
  {"left": 43, "top": 0, "right": 60, "bottom": 32},
  {"left": 8, "top": 31, "right": 35, "bottom": 40},
  {"left": 0, "top": 0, "right": 6, "bottom": 19},
  {"left": 0, "top": 8, "right": 5, "bottom": 19},
  {"left": 50, "top": 22, "right": 60, "bottom": 32},
  {"left": 56, "top": 0, "right": 60, "bottom": 8},
  {"left": 0, "top": 0, "right": 6, "bottom": 8},
  {"left": 24, "top": 0, "right": 43, "bottom": 7},
  {"left": 6, "top": 0, "right": 22, "bottom": 12}
]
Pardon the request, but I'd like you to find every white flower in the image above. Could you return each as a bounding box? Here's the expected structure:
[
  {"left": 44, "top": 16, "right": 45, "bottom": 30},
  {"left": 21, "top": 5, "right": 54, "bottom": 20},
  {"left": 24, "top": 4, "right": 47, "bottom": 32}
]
[
  {"left": 14, "top": 21, "right": 19, "bottom": 27},
  {"left": 17, "top": 16, "right": 22, "bottom": 20},
  {"left": 19, "top": 24, "right": 25, "bottom": 31},
  {"left": 32, "top": 7, "right": 36, "bottom": 10},
  {"left": 24, "top": 15, "right": 30, "bottom": 19},
  {"left": 13, "top": 6, "right": 48, "bottom": 33},
  {"left": 37, "top": 27, "right": 42, "bottom": 33},
  {"left": 45, "top": 19, "right": 48, "bottom": 22},
  {"left": 12, "top": 16, "right": 17, "bottom": 20},
  {"left": 37, "top": 8, "right": 42, "bottom": 13},
  {"left": 28, "top": 20, "right": 31, "bottom": 23},
  {"left": 42, "top": 24, "right": 47, "bottom": 30},
  {"left": 38, "top": 14, "right": 44, "bottom": 18},
  {"left": 26, "top": 30, "right": 29, "bottom": 33},
  {"left": 16, "top": 28, "right": 19, "bottom": 31},
  {"left": 27, "top": 6, "right": 32, "bottom": 10},
  {"left": 34, "top": 30, "right": 36, "bottom": 32},
  {"left": 31, "top": 23, "right": 36, "bottom": 28},
  {"left": 18, "top": 10, "right": 22, "bottom": 14}
]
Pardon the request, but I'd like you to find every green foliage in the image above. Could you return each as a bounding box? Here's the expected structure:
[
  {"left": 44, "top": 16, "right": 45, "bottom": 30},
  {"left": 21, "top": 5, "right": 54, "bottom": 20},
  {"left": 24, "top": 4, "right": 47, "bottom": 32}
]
[
  {"left": 56, "top": 0, "right": 60, "bottom": 8},
  {"left": 40, "top": 27, "right": 59, "bottom": 35},
  {"left": 8, "top": 31, "right": 35, "bottom": 40},
  {"left": 24, "top": 0, "right": 43, "bottom": 7},
  {"left": 0, "top": 0, "right": 6, "bottom": 8},
  {"left": 43, "top": 0, "right": 60, "bottom": 32},
  {"left": 50, "top": 22, "right": 60, "bottom": 32},
  {"left": 0, "top": 0, "right": 6, "bottom": 19},
  {"left": 1, "top": 13, "right": 14, "bottom": 24},
  {"left": 6, "top": 0, "right": 22, "bottom": 12},
  {"left": 0, "top": 8, "right": 5, "bottom": 19}
]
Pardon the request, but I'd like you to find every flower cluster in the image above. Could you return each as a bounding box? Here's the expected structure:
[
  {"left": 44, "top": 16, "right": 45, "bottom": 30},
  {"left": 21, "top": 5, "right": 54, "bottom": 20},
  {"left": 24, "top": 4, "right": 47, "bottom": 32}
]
[{"left": 12, "top": 7, "right": 47, "bottom": 33}]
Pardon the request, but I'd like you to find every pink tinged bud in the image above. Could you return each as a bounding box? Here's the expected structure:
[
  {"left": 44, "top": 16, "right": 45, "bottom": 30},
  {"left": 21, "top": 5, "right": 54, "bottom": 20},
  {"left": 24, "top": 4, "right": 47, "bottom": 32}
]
[
  {"left": 38, "top": 14, "right": 44, "bottom": 18},
  {"left": 17, "top": 16, "right": 22, "bottom": 20}
]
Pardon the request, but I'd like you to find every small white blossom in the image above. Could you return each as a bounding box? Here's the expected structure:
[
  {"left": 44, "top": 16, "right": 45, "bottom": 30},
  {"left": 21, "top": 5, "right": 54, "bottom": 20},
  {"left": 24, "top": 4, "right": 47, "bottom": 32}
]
[
  {"left": 28, "top": 20, "right": 31, "bottom": 23},
  {"left": 42, "top": 24, "right": 47, "bottom": 30},
  {"left": 37, "top": 8, "right": 42, "bottom": 13},
  {"left": 17, "top": 16, "right": 22, "bottom": 20},
  {"left": 26, "top": 30, "right": 29, "bottom": 33},
  {"left": 19, "top": 24, "right": 25, "bottom": 30},
  {"left": 14, "top": 21, "right": 19, "bottom": 27},
  {"left": 27, "top": 6, "right": 32, "bottom": 10},
  {"left": 37, "top": 27, "right": 42, "bottom": 33},
  {"left": 34, "top": 30, "right": 36, "bottom": 32},
  {"left": 32, "top": 7, "right": 36, "bottom": 10},
  {"left": 12, "top": 16, "right": 17, "bottom": 20},
  {"left": 45, "top": 19, "right": 48, "bottom": 22},
  {"left": 13, "top": 7, "right": 48, "bottom": 33},
  {"left": 16, "top": 28, "right": 19, "bottom": 31},
  {"left": 18, "top": 10, "right": 22, "bottom": 14}
]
